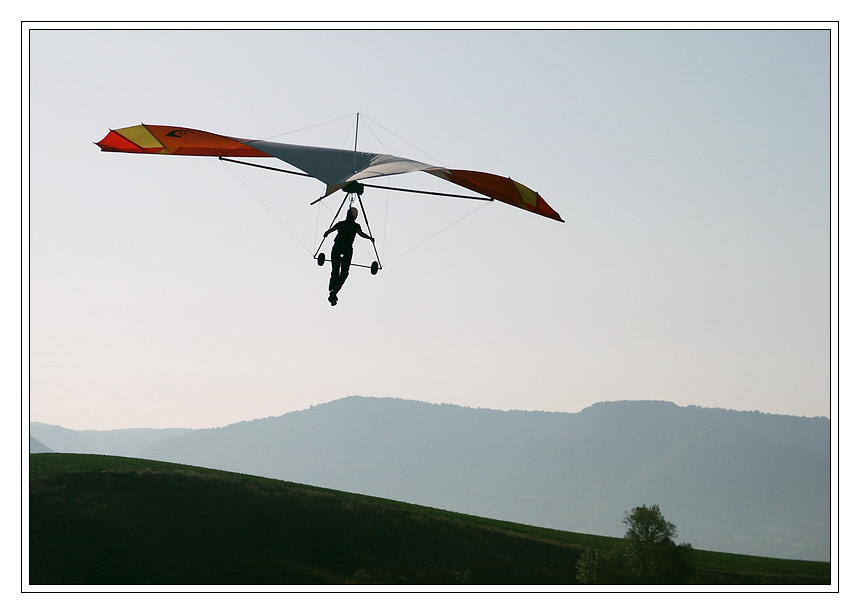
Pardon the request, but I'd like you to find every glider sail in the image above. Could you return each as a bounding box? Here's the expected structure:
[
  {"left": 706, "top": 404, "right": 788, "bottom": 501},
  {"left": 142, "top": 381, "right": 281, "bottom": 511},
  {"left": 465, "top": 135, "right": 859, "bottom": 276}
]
[{"left": 96, "top": 124, "right": 564, "bottom": 222}]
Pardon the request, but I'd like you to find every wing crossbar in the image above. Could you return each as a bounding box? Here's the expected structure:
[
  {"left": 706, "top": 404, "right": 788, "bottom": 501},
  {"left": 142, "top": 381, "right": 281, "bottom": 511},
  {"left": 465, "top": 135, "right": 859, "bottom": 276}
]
[
  {"left": 362, "top": 182, "right": 493, "bottom": 202},
  {"left": 218, "top": 156, "right": 312, "bottom": 178}
]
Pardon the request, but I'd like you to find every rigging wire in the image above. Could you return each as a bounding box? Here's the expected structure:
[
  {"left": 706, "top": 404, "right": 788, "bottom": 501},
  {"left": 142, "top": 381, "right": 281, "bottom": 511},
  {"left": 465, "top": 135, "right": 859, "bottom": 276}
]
[
  {"left": 219, "top": 158, "right": 314, "bottom": 255},
  {"left": 314, "top": 190, "right": 323, "bottom": 247},
  {"left": 361, "top": 114, "right": 448, "bottom": 167},
  {"left": 262, "top": 113, "right": 357, "bottom": 142},
  {"left": 381, "top": 177, "right": 390, "bottom": 264},
  {"left": 384, "top": 200, "right": 490, "bottom": 267},
  {"left": 358, "top": 120, "right": 390, "bottom": 154}
]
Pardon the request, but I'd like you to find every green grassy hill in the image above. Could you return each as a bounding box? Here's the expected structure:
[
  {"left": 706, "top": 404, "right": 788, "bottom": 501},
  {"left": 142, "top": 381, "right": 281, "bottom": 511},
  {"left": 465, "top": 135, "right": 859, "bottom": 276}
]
[{"left": 29, "top": 454, "right": 830, "bottom": 585}]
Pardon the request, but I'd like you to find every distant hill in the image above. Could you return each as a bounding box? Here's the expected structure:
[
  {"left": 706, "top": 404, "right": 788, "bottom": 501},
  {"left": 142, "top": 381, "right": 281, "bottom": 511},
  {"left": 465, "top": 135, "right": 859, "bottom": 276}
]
[
  {"left": 29, "top": 454, "right": 830, "bottom": 585},
  {"left": 29, "top": 437, "right": 52, "bottom": 454},
  {"left": 29, "top": 422, "right": 192, "bottom": 457},
  {"left": 32, "top": 397, "right": 831, "bottom": 561}
]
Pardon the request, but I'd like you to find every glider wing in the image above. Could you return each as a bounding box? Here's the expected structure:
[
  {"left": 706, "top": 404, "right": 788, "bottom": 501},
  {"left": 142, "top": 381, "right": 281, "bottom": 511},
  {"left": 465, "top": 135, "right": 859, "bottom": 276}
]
[{"left": 96, "top": 124, "right": 563, "bottom": 222}]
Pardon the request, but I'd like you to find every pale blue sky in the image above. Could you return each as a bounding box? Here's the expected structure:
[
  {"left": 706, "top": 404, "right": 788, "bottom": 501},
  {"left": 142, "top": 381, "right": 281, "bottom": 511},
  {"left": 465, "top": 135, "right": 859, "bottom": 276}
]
[{"left": 27, "top": 27, "right": 832, "bottom": 429}]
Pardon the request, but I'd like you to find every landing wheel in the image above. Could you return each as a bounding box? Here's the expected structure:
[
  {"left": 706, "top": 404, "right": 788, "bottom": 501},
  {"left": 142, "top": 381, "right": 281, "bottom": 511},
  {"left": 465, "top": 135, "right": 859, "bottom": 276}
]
[
  {"left": 317, "top": 253, "right": 326, "bottom": 266},
  {"left": 370, "top": 261, "right": 380, "bottom": 275}
]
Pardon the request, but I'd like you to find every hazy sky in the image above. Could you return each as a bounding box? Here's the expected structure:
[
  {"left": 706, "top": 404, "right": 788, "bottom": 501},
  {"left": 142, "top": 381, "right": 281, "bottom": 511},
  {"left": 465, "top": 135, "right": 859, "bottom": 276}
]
[{"left": 26, "top": 26, "right": 832, "bottom": 430}]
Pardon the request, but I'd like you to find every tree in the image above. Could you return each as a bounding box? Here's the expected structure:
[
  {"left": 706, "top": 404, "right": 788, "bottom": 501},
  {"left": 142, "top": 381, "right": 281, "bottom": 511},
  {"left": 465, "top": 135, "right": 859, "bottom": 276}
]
[
  {"left": 576, "top": 504, "right": 693, "bottom": 584},
  {"left": 622, "top": 504, "right": 691, "bottom": 582}
]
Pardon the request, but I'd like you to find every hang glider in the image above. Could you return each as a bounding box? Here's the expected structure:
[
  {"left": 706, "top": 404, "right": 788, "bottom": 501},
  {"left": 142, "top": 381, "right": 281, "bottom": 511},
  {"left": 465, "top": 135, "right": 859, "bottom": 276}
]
[{"left": 95, "top": 123, "right": 564, "bottom": 222}]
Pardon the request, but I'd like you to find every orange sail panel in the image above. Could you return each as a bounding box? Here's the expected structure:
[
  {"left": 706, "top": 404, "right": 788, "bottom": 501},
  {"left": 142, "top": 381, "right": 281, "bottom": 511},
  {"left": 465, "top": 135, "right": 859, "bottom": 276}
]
[
  {"left": 429, "top": 169, "right": 563, "bottom": 222},
  {"left": 96, "top": 125, "right": 269, "bottom": 157}
]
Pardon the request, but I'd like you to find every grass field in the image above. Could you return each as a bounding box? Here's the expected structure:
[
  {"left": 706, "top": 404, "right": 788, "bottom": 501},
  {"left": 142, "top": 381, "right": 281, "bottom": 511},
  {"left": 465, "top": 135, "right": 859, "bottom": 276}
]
[{"left": 28, "top": 454, "right": 830, "bottom": 585}]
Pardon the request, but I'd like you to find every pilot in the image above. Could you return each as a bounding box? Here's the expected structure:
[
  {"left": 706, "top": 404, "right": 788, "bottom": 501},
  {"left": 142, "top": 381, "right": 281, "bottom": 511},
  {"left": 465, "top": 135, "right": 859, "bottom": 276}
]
[{"left": 322, "top": 206, "right": 375, "bottom": 305}]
